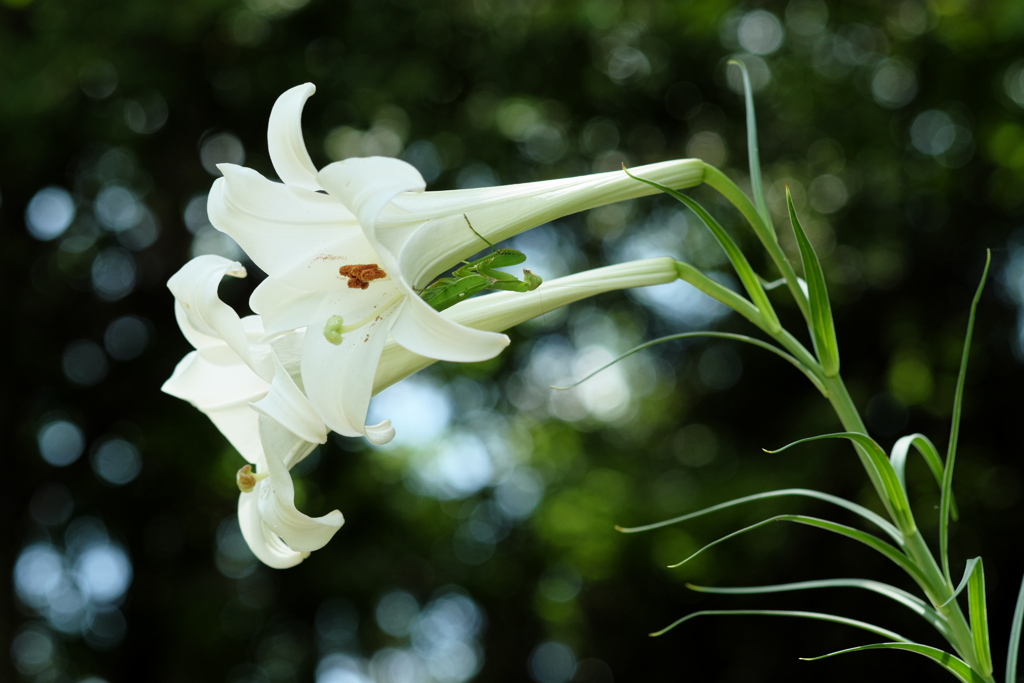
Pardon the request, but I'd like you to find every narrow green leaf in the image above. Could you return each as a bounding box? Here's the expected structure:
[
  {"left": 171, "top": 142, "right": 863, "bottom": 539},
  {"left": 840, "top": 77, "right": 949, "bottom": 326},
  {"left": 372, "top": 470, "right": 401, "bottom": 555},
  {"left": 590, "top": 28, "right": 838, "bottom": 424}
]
[
  {"left": 766, "top": 432, "right": 917, "bottom": 535},
  {"left": 701, "top": 166, "right": 811, "bottom": 321},
  {"left": 786, "top": 185, "right": 840, "bottom": 376},
  {"left": 943, "top": 558, "right": 982, "bottom": 608},
  {"left": 890, "top": 433, "right": 959, "bottom": 521},
  {"left": 967, "top": 558, "right": 993, "bottom": 677},
  {"left": 623, "top": 168, "right": 781, "bottom": 334},
  {"left": 801, "top": 642, "right": 986, "bottom": 683},
  {"left": 687, "top": 578, "right": 951, "bottom": 640},
  {"left": 941, "top": 251, "right": 991, "bottom": 582},
  {"left": 1006, "top": 573, "right": 1024, "bottom": 683},
  {"left": 551, "top": 330, "right": 824, "bottom": 395},
  {"left": 651, "top": 609, "right": 908, "bottom": 642},
  {"left": 728, "top": 58, "right": 773, "bottom": 232},
  {"left": 615, "top": 487, "right": 900, "bottom": 543},
  {"left": 664, "top": 514, "right": 929, "bottom": 593}
]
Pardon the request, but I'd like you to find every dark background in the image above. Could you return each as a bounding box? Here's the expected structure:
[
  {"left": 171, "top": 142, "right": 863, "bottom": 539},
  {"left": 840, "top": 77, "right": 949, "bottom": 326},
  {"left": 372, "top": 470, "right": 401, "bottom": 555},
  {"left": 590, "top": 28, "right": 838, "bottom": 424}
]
[{"left": 4, "top": 1, "right": 1024, "bottom": 681}]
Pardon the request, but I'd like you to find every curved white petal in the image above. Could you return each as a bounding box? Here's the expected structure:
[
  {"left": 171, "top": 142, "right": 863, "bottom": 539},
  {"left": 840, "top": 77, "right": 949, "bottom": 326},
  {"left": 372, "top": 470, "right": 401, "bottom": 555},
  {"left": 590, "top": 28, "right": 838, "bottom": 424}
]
[
  {"left": 209, "top": 165, "right": 370, "bottom": 287},
  {"left": 268, "top": 83, "right": 321, "bottom": 192},
  {"left": 250, "top": 277, "right": 334, "bottom": 339},
  {"left": 162, "top": 349, "right": 269, "bottom": 412},
  {"left": 364, "top": 420, "right": 396, "bottom": 445},
  {"left": 389, "top": 291, "right": 509, "bottom": 362},
  {"left": 317, "top": 157, "right": 426, "bottom": 266},
  {"left": 267, "top": 327, "right": 305, "bottom": 374},
  {"left": 162, "top": 350, "right": 268, "bottom": 463},
  {"left": 238, "top": 491, "right": 307, "bottom": 569},
  {"left": 167, "top": 255, "right": 272, "bottom": 380},
  {"left": 251, "top": 354, "right": 329, "bottom": 445},
  {"left": 256, "top": 415, "right": 343, "bottom": 553},
  {"left": 301, "top": 298, "right": 401, "bottom": 440},
  {"left": 167, "top": 255, "right": 246, "bottom": 340}
]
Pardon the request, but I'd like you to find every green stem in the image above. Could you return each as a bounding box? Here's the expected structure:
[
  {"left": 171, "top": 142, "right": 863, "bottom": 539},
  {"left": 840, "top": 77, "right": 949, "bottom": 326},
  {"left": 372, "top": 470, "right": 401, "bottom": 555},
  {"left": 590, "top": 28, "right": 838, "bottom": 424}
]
[
  {"left": 675, "top": 195, "right": 992, "bottom": 676},
  {"left": 818, "top": 372, "right": 992, "bottom": 680}
]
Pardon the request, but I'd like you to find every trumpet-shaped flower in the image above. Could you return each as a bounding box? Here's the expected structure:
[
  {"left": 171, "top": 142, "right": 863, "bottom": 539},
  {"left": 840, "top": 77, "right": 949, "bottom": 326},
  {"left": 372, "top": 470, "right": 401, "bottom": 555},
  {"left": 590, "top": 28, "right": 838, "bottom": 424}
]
[
  {"left": 163, "top": 255, "right": 340, "bottom": 568},
  {"left": 164, "top": 254, "right": 680, "bottom": 566},
  {"left": 208, "top": 82, "right": 705, "bottom": 445}
]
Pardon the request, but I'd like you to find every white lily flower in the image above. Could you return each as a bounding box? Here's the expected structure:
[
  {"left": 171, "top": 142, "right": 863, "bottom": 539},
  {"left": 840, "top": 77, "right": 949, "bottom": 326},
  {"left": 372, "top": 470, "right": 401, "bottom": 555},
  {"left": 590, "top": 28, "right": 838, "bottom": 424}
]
[
  {"left": 207, "top": 83, "right": 705, "bottom": 444},
  {"left": 164, "top": 255, "right": 680, "bottom": 566},
  {"left": 162, "top": 255, "right": 340, "bottom": 568}
]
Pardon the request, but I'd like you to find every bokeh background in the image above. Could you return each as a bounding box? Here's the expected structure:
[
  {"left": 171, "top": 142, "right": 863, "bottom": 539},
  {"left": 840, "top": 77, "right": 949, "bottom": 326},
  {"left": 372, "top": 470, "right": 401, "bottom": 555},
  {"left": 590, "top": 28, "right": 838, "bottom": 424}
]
[{"left": 5, "top": 1, "right": 1024, "bottom": 681}]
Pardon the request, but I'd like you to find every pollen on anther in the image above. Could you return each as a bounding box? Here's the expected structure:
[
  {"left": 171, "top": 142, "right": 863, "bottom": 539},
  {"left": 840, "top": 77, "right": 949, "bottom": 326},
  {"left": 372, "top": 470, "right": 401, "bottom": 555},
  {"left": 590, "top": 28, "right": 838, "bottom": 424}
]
[
  {"left": 236, "top": 464, "right": 258, "bottom": 493},
  {"left": 339, "top": 264, "right": 387, "bottom": 289}
]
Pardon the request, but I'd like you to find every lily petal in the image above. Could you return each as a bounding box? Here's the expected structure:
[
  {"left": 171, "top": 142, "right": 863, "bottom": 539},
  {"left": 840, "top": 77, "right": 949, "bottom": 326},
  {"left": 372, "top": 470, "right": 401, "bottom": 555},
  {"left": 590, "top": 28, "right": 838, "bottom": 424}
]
[
  {"left": 300, "top": 297, "right": 402, "bottom": 440},
  {"left": 251, "top": 354, "right": 329, "bottom": 445},
  {"left": 267, "top": 83, "right": 321, "bottom": 192},
  {"left": 255, "top": 415, "right": 344, "bottom": 553},
  {"left": 389, "top": 292, "right": 510, "bottom": 362},
  {"left": 363, "top": 420, "right": 396, "bottom": 446},
  {"left": 316, "top": 156, "right": 426, "bottom": 268},
  {"left": 209, "top": 164, "right": 374, "bottom": 288},
  {"left": 162, "top": 350, "right": 268, "bottom": 462},
  {"left": 167, "top": 255, "right": 272, "bottom": 380},
  {"left": 250, "top": 277, "right": 335, "bottom": 340},
  {"left": 238, "top": 490, "right": 308, "bottom": 569}
]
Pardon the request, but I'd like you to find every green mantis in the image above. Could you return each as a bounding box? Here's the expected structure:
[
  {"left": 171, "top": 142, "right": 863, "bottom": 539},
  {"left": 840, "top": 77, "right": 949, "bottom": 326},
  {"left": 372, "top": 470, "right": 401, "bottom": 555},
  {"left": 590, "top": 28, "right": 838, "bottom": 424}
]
[{"left": 419, "top": 215, "right": 543, "bottom": 312}]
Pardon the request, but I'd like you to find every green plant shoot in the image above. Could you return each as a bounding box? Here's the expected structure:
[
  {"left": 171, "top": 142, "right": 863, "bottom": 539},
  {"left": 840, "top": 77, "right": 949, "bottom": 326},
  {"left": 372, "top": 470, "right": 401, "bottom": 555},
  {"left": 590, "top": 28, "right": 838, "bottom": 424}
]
[{"left": 420, "top": 214, "right": 543, "bottom": 312}]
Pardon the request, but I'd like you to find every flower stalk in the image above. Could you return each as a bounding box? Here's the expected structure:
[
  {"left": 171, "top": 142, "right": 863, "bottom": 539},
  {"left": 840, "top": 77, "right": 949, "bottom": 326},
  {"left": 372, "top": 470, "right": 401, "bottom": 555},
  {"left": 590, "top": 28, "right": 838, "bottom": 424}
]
[{"left": 612, "top": 63, "right": 1006, "bottom": 677}]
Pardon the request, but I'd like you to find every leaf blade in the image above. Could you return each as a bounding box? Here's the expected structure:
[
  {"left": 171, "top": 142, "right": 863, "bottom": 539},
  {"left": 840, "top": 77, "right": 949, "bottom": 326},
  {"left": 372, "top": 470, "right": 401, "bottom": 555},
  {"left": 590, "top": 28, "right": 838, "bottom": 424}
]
[
  {"left": 615, "top": 487, "right": 900, "bottom": 543},
  {"left": 651, "top": 609, "right": 908, "bottom": 642},
  {"left": 687, "top": 578, "right": 951, "bottom": 640},
  {"left": 623, "top": 168, "right": 781, "bottom": 334},
  {"left": 786, "top": 185, "right": 839, "bottom": 376},
  {"left": 766, "top": 432, "right": 917, "bottom": 535},
  {"left": 728, "top": 58, "right": 773, "bottom": 232},
  {"left": 551, "top": 330, "right": 824, "bottom": 395},
  {"left": 967, "top": 558, "right": 993, "bottom": 677},
  {"left": 890, "top": 433, "right": 959, "bottom": 520},
  {"left": 941, "top": 251, "right": 991, "bottom": 582},
  {"left": 802, "top": 642, "right": 985, "bottom": 683},
  {"left": 1006, "top": 573, "right": 1024, "bottom": 683},
  {"left": 664, "top": 514, "right": 929, "bottom": 593}
]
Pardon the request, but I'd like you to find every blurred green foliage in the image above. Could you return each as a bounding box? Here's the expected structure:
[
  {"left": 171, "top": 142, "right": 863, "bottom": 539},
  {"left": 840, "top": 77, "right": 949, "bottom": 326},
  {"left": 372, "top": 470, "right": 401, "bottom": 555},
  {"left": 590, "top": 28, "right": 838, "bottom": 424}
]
[{"left": 4, "top": 1, "right": 1024, "bottom": 682}]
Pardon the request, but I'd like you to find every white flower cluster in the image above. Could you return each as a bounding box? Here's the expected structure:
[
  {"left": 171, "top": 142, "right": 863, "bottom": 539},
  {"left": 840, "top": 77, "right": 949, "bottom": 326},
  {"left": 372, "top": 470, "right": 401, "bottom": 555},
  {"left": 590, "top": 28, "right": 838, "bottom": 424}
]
[{"left": 163, "top": 83, "right": 704, "bottom": 567}]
